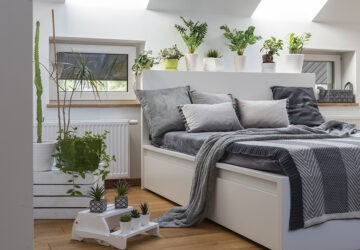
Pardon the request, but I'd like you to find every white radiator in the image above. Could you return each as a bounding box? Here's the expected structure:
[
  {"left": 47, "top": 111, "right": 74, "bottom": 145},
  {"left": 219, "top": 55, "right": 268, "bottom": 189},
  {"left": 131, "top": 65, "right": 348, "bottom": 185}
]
[{"left": 33, "top": 120, "right": 135, "bottom": 178}]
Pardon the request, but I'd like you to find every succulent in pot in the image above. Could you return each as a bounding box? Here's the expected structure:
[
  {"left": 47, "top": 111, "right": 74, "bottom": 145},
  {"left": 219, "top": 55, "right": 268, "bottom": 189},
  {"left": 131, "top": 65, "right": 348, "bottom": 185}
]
[
  {"left": 120, "top": 214, "right": 132, "bottom": 234},
  {"left": 130, "top": 209, "right": 141, "bottom": 230},
  {"left": 203, "top": 49, "right": 224, "bottom": 72},
  {"left": 158, "top": 44, "right": 184, "bottom": 71},
  {"left": 140, "top": 202, "right": 150, "bottom": 226},
  {"left": 115, "top": 180, "right": 129, "bottom": 209},
  {"left": 175, "top": 16, "right": 207, "bottom": 71},
  {"left": 284, "top": 32, "right": 311, "bottom": 73},
  {"left": 132, "top": 50, "right": 158, "bottom": 76},
  {"left": 260, "top": 37, "right": 283, "bottom": 73},
  {"left": 88, "top": 184, "right": 107, "bottom": 213}
]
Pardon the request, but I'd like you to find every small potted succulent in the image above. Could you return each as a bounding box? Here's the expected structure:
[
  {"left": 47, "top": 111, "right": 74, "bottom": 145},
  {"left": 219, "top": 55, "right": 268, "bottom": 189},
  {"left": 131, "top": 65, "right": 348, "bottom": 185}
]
[
  {"left": 260, "top": 37, "right": 283, "bottom": 73},
  {"left": 115, "top": 181, "right": 129, "bottom": 209},
  {"left": 120, "top": 214, "right": 132, "bottom": 235},
  {"left": 175, "top": 16, "right": 207, "bottom": 71},
  {"left": 132, "top": 50, "right": 158, "bottom": 76},
  {"left": 158, "top": 44, "right": 184, "bottom": 71},
  {"left": 203, "top": 49, "right": 224, "bottom": 72},
  {"left": 130, "top": 209, "right": 141, "bottom": 230},
  {"left": 140, "top": 202, "right": 150, "bottom": 226},
  {"left": 284, "top": 32, "right": 311, "bottom": 73},
  {"left": 88, "top": 184, "right": 107, "bottom": 213},
  {"left": 220, "top": 25, "right": 261, "bottom": 72}
]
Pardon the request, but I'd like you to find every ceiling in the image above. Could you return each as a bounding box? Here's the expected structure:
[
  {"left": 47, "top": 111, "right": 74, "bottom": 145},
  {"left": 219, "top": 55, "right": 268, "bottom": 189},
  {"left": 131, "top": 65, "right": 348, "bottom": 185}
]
[{"left": 314, "top": 0, "right": 360, "bottom": 23}]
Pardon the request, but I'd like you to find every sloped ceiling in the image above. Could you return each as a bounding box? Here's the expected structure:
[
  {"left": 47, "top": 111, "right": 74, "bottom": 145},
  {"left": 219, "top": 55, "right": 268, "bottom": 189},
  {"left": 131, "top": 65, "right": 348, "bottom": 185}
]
[{"left": 313, "top": 0, "right": 360, "bottom": 23}]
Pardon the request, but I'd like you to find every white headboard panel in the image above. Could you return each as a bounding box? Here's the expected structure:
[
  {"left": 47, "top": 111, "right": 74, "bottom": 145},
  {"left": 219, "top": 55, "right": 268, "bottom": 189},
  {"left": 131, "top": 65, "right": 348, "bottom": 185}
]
[{"left": 141, "top": 70, "right": 315, "bottom": 100}]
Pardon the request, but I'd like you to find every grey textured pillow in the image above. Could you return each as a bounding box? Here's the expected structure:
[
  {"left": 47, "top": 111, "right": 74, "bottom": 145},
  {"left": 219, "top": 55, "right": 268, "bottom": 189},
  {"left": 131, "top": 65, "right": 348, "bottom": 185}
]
[
  {"left": 178, "top": 102, "right": 243, "bottom": 133},
  {"left": 190, "top": 90, "right": 233, "bottom": 104},
  {"left": 135, "top": 86, "right": 191, "bottom": 146},
  {"left": 237, "top": 99, "right": 290, "bottom": 128}
]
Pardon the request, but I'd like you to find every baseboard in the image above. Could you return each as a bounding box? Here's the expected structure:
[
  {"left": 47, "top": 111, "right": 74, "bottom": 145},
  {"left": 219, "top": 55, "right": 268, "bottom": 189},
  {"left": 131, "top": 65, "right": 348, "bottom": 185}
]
[{"left": 105, "top": 178, "right": 141, "bottom": 188}]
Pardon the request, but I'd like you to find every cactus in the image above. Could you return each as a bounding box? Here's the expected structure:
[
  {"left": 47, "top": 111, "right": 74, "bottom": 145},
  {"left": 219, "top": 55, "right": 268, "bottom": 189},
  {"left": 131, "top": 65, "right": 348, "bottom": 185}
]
[{"left": 34, "top": 21, "right": 43, "bottom": 143}]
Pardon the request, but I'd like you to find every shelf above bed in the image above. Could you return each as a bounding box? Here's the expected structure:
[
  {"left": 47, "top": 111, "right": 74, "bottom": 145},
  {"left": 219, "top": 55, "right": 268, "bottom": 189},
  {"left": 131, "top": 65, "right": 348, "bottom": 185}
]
[{"left": 317, "top": 103, "right": 359, "bottom": 106}]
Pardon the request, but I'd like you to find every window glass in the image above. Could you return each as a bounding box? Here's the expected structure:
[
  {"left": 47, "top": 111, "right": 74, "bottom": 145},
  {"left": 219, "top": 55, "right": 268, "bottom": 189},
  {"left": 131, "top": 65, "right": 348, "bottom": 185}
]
[{"left": 302, "top": 61, "right": 334, "bottom": 90}]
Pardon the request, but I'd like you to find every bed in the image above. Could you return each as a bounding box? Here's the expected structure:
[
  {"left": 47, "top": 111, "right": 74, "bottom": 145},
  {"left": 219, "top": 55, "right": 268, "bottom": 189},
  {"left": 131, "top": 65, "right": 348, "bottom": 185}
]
[{"left": 140, "top": 70, "right": 360, "bottom": 250}]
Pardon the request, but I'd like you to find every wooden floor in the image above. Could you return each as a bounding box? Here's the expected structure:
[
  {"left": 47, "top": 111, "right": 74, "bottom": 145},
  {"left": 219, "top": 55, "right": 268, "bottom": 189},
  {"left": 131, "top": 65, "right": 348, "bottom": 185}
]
[{"left": 34, "top": 187, "right": 264, "bottom": 250}]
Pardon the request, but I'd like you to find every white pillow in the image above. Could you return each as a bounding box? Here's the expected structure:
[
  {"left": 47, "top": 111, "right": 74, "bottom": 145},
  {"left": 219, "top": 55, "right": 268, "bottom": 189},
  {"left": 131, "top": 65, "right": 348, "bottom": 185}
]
[{"left": 237, "top": 99, "right": 289, "bottom": 128}]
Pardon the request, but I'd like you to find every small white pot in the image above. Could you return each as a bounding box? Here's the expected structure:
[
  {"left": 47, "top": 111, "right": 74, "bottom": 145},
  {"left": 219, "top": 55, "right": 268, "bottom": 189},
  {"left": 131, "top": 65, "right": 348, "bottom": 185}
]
[
  {"left": 140, "top": 213, "right": 150, "bottom": 226},
  {"left": 131, "top": 217, "right": 141, "bottom": 230},
  {"left": 283, "top": 54, "right": 304, "bottom": 73},
  {"left": 234, "top": 55, "right": 246, "bottom": 72},
  {"left": 203, "top": 57, "right": 224, "bottom": 72},
  {"left": 120, "top": 221, "right": 132, "bottom": 235},
  {"left": 261, "top": 63, "right": 276, "bottom": 73},
  {"left": 33, "top": 142, "right": 56, "bottom": 172},
  {"left": 185, "top": 53, "right": 198, "bottom": 71}
]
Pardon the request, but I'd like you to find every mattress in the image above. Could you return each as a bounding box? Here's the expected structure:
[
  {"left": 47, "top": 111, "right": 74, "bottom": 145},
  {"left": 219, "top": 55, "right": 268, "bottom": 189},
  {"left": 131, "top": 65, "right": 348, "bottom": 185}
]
[{"left": 159, "top": 131, "right": 284, "bottom": 174}]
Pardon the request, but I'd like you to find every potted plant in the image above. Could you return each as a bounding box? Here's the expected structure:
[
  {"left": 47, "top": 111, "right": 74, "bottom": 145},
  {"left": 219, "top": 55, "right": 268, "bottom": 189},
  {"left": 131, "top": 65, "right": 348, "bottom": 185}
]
[
  {"left": 284, "top": 32, "right": 311, "bottom": 73},
  {"left": 88, "top": 184, "right": 107, "bottom": 213},
  {"left": 33, "top": 21, "right": 56, "bottom": 172},
  {"left": 260, "top": 37, "right": 283, "bottom": 73},
  {"left": 203, "top": 49, "right": 224, "bottom": 72},
  {"left": 115, "top": 181, "right": 129, "bottom": 209},
  {"left": 220, "top": 25, "right": 261, "bottom": 72},
  {"left": 130, "top": 209, "right": 141, "bottom": 230},
  {"left": 120, "top": 214, "right": 132, "bottom": 235},
  {"left": 140, "top": 202, "right": 150, "bottom": 226},
  {"left": 175, "top": 17, "right": 207, "bottom": 71},
  {"left": 132, "top": 50, "right": 158, "bottom": 76},
  {"left": 158, "top": 44, "right": 184, "bottom": 71}
]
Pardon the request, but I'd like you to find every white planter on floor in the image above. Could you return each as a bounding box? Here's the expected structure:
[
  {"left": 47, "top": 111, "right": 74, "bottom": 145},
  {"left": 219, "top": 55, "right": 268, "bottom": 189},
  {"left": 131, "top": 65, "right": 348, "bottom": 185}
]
[
  {"left": 185, "top": 53, "right": 198, "bottom": 71},
  {"left": 234, "top": 55, "right": 246, "bottom": 72},
  {"left": 131, "top": 217, "right": 141, "bottom": 230},
  {"left": 33, "top": 142, "right": 56, "bottom": 172},
  {"left": 261, "top": 63, "right": 276, "bottom": 73},
  {"left": 141, "top": 213, "right": 150, "bottom": 226},
  {"left": 283, "top": 54, "right": 304, "bottom": 73},
  {"left": 203, "top": 57, "right": 224, "bottom": 72},
  {"left": 120, "top": 221, "right": 132, "bottom": 234}
]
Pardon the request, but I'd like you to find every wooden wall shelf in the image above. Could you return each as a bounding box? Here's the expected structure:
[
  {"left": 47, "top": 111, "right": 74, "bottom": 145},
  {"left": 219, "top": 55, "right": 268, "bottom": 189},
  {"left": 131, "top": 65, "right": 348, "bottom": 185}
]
[{"left": 317, "top": 103, "right": 359, "bottom": 107}]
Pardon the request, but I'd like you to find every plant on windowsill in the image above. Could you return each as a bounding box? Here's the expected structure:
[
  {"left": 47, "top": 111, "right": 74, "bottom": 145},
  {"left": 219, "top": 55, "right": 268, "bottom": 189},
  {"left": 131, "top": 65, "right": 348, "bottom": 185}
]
[
  {"left": 120, "top": 214, "right": 132, "bottom": 234},
  {"left": 115, "top": 180, "right": 130, "bottom": 209},
  {"left": 130, "top": 209, "right": 141, "bottom": 230},
  {"left": 88, "top": 184, "right": 107, "bottom": 213},
  {"left": 220, "top": 25, "right": 262, "bottom": 72},
  {"left": 203, "top": 49, "right": 224, "bottom": 72},
  {"left": 284, "top": 32, "right": 312, "bottom": 73},
  {"left": 158, "top": 44, "right": 184, "bottom": 71},
  {"left": 132, "top": 50, "right": 158, "bottom": 76},
  {"left": 260, "top": 37, "right": 283, "bottom": 73},
  {"left": 140, "top": 202, "right": 150, "bottom": 226},
  {"left": 175, "top": 16, "right": 207, "bottom": 71}
]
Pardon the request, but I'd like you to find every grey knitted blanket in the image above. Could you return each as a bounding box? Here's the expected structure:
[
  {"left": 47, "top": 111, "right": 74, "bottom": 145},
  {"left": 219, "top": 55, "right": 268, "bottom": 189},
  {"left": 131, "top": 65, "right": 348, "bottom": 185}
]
[{"left": 155, "top": 121, "right": 358, "bottom": 230}]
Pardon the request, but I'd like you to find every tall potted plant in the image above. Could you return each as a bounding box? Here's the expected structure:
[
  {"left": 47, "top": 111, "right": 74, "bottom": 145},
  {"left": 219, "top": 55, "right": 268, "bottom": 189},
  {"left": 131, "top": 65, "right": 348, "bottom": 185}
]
[
  {"left": 175, "top": 17, "right": 207, "bottom": 71},
  {"left": 158, "top": 45, "right": 184, "bottom": 71},
  {"left": 260, "top": 37, "right": 283, "bottom": 73},
  {"left": 33, "top": 21, "right": 56, "bottom": 172},
  {"left": 203, "top": 49, "right": 224, "bottom": 72},
  {"left": 220, "top": 25, "right": 261, "bottom": 72},
  {"left": 284, "top": 32, "right": 311, "bottom": 73}
]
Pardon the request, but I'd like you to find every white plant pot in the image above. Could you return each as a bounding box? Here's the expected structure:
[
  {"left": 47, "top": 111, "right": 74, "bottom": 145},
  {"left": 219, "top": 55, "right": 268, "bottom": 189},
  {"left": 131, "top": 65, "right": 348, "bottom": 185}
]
[
  {"left": 140, "top": 213, "right": 150, "bottom": 226},
  {"left": 33, "top": 142, "right": 56, "bottom": 172},
  {"left": 261, "top": 63, "right": 276, "bottom": 73},
  {"left": 234, "top": 55, "right": 246, "bottom": 72},
  {"left": 203, "top": 57, "right": 224, "bottom": 72},
  {"left": 120, "top": 221, "right": 132, "bottom": 234},
  {"left": 131, "top": 217, "right": 141, "bottom": 230},
  {"left": 283, "top": 54, "right": 304, "bottom": 73},
  {"left": 185, "top": 53, "right": 198, "bottom": 71}
]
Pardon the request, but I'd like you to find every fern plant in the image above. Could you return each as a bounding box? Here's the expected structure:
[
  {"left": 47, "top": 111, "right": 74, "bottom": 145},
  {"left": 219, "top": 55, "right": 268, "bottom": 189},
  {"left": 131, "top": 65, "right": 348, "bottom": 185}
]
[
  {"left": 116, "top": 181, "right": 129, "bottom": 196},
  {"left": 140, "top": 202, "right": 148, "bottom": 215},
  {"left": 205, "top": 49, "right": 221, "bottom": 58},
  {"left": 34, "top": 21, "right": 43, "bottom": 143},
  {"left": 130, "top": 209, "right": 140, "bottom": 218},
  {"left": 88, "top": 184, "right": 105, "bottom": 201},
  {"left": 220, "top": 25, "right": 262, "bottom": 56},
  {"left": 260, "top": 37, "right": 283, "bottom": 63},
  {"left": 175, "top": 17, "right": 207, "bottom": 54},
  {"left": 120, "top": 214, "right": 131, "bottom": 222},
  {"left": 288, "top": 32, "right": 311, "bottom": 54}
]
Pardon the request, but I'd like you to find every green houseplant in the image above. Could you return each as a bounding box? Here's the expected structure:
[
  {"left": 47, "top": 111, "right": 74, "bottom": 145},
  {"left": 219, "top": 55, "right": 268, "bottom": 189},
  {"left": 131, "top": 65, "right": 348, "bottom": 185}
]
[
  {"left": 130, "top": 209, "right": 141, "bottom": 230},
  {"left": 132, "top": 50, "right": 158, "bottom": 76},
  {"left": 140, "top": 202, "right": 150, "bottom": 226},
  {"left": 120, "top": 214, "right": 132, "bottom": 234},
  {"left": 220, "top": 25, "right": 261, "bottom": 72},
  {"left": 158, "top": 44, "right": 184, "bottom": 71},
  {"left": 284, "top": 32, "right": 311, "bottom": 73},
  {"left": 260, "top": 37, "right": 283, "bottom": 72},
  {"left": 175, "top": 16, "right": 207, "bottom": 71},
  {"left": 115, "top": 181, "right": 130, "bottom": 209},
  {"left": 203, "top": 49, "right": 224, "bottom": 72},
  {"left": 88, "top": 184, "right": 107, "bottom": 213}
]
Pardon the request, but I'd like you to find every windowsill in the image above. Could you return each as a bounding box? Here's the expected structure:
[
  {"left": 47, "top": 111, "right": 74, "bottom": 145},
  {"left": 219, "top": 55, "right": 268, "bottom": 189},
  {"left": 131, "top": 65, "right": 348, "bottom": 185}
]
[
  {"left": 317, "top": 103, "right": 359, "bottom": 107},
  {"left": 47, "top": 100, "right": 140, "bottom": 108}
]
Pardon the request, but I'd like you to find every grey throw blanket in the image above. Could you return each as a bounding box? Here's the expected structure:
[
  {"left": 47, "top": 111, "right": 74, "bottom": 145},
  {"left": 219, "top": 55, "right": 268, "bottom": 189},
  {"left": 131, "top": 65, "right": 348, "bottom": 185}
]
[{"left": 155, "top": 121, "right": 357, "bottom": 230}]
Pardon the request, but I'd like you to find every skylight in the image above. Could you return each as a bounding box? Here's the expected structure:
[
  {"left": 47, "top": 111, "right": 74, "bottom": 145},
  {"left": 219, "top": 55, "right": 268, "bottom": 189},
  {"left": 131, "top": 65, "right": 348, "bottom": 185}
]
[
  {"left": 66, "top": 0, "right": 149, "bottom": 10},
  {"left": 252, "top": 0, "right": 328, "bottom": 21}
]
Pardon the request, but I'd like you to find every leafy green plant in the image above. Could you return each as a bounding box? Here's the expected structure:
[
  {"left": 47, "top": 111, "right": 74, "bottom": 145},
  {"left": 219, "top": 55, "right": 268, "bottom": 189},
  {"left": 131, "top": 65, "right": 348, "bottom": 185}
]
[
  {"left": 116, "top": 181, "right": 129, "bottom": 196},
  {"left": 120, "top": 214, "right": 131, "bottom": 222},
  {"left": 140, "top": 202, "right": 148, "bottom": 215},
  {"left": 205, "top": 49, "right": 221, "bottom": 58},
  {"left": 88, "top": 184, "right": 105, "bottom": 201},
  {"left": 287, "top": 32, "right": 311, "bottom": 54},
  {"left": 220, "top": 25, "right": 262, "bottom": 56},
  {"left": 132, "top": 50, "right": 158, "bottom": 76},
  {"left": 260, "top": 37, "right": 284, "bottom": 63},
  {"left": 159, "top": 45, "right": 184, "bottom": 60},
  {"left": 34, "top": 21, "right": 43, "bottom": 143},
  {"left": 130, "top": 209, "right": 141, "bottom": 218},
  {"left": 175, "top": 17, "right": 207, "bottom": 54}
]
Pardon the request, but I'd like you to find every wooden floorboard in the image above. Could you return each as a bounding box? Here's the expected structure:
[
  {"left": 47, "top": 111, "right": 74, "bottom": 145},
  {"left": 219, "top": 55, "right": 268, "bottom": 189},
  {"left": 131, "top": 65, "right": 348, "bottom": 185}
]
[{"left": 34, "top": 187, "right": 265, "bottom": 250}]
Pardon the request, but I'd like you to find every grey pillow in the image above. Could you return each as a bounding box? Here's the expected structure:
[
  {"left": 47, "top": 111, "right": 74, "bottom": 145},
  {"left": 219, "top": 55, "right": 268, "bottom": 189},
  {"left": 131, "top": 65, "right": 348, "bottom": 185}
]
[
  {"left": 237, "top": 99, "right": 290, "bottom": 128},
  {"left": 190, "top": 90, "right": 233, "bottom": 104},
  {"left": 135, "top": 86, "right": 191, "bottom": 146},
  {"left": 271, "top": 86, "right": 324, "bottom": 126},
  {"left": 178, "top": 102, "right": 243, "bottom": 133}
]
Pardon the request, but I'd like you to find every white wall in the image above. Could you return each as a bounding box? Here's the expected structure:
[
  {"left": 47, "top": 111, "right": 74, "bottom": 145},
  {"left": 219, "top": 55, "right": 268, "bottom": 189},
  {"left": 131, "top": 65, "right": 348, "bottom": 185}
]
[{"left": 33, "top": 0, "right": 360, "bottom": 178}]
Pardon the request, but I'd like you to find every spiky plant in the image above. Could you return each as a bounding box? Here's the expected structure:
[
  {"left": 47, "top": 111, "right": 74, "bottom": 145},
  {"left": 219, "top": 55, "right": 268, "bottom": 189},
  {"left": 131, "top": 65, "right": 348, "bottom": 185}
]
[
  {"left": 175, "top": 17, "right": 207, "bottom": 54},
  {"left": 287, "top": 32, "right": 311, "bottom": 54},
  {"left": 120, "top": 214, "right": 131, "bottom": 222},
  {"left": 206, "top": 49, "right": 221, "bottom": 58},
  {"left": 140, "top": 202, "right": 148, "bottom": 215},
  {"left": 130, "top": 209, "right": 140, "bottom": 218},
  {"left": 220, "top": 25, "right": 262, "bottom": 56},
  {"left": 88, "top": 184, "right": 105, "bottom": 201},
  {"left": 116, "top": 181, "right": 129, "bottom": 197},
  {"left": 34, "top": 21, "right": 43, "bottom": 143}
]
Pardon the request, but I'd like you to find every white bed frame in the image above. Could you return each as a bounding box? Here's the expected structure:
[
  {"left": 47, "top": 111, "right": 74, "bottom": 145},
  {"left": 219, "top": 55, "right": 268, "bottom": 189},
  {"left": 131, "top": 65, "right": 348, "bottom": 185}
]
[{"left": 140, "top": 70, "right": 360, "bottom": 250}]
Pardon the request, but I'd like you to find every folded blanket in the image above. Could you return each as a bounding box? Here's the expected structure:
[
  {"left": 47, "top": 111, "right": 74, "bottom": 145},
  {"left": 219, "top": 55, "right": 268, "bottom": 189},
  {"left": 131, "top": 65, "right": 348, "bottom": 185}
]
[{"left": 155, "top": 121, "right": 358, "bottom": 230}]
